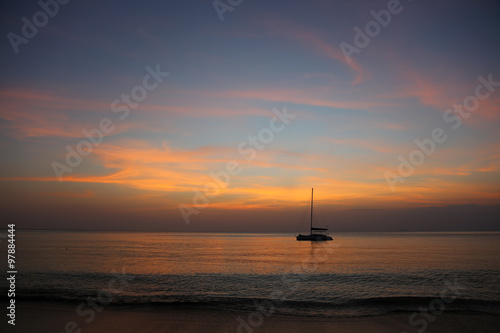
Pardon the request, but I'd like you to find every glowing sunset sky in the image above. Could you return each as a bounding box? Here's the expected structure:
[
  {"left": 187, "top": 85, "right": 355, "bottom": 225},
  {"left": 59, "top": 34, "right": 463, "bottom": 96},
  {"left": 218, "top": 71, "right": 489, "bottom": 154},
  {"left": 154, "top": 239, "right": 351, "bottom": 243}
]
[{"left": 1, "top": 0, "right": 499, "bottom": 231}]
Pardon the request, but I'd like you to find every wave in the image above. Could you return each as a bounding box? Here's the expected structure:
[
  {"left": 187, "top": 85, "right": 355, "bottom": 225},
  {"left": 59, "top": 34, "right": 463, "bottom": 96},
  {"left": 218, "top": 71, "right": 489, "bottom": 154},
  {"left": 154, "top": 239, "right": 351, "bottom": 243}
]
[
  {"left": 12, "top": 271, "right": 500, "bottom": 317},
  {"left": 7, "top": 291, "right": 500, "bottom": 317}
]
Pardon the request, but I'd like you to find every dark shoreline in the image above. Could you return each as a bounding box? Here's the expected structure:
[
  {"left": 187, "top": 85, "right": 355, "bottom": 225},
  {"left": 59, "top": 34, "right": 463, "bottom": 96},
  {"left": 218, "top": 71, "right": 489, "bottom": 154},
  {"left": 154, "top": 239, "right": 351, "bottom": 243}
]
[
  {"left": 5, "top": 300, "right": 500, "bottom": 333},
  {"left": 7, "top": 295, "right": 500, "bottom": 316}
]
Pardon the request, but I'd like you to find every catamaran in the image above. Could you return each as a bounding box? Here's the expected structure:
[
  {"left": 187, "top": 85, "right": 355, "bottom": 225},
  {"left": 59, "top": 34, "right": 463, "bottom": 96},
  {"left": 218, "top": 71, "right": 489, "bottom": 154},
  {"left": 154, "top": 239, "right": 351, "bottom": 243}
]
[{"left": 296, "top": 188, "right": 333, "bottom": 241}]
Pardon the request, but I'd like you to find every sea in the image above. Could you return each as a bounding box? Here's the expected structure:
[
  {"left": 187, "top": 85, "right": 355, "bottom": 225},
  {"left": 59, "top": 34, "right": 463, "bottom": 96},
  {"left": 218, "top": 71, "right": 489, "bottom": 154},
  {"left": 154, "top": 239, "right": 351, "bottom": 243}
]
[{"left": 4, "top": 230, "right": 500, "bottom": 318}]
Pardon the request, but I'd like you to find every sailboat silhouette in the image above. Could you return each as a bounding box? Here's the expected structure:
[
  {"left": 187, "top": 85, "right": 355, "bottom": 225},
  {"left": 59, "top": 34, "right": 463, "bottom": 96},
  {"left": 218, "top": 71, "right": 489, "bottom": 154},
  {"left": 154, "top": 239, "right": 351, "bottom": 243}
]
[{"left": 296, "top": 188, "right": 333, "bottom": 241}]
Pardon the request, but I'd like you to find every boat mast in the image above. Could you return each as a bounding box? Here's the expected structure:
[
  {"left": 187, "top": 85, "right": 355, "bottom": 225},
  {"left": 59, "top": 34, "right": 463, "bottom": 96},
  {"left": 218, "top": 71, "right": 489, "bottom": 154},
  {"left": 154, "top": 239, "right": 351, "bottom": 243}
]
[{"left": 310, "top": 188, "right": 313, "bottom": 233}]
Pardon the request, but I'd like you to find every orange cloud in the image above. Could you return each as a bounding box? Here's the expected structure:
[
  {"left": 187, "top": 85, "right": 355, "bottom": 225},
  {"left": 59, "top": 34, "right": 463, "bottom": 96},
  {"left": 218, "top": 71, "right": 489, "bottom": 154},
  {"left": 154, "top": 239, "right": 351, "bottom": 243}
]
[{"left": 2, "top": 132, "right": 499, "bottom": 211}]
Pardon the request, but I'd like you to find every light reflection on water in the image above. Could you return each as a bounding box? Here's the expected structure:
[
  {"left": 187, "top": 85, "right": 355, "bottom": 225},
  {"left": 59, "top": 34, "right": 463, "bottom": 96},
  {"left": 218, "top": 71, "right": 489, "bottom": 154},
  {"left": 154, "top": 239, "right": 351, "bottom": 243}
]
[
  {"left": 10, "top": 231, "right": 500, "bottom": 316},
  {"left": 16, "top": 231, "right": 500, "bottom": 275}
]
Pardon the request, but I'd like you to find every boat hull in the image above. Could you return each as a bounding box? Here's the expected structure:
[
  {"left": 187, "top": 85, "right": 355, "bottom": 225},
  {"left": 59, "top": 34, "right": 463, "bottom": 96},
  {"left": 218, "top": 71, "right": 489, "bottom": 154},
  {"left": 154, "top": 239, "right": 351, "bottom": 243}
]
[{"left": 296, "top": 234, "right": 333, "bottom": 241}]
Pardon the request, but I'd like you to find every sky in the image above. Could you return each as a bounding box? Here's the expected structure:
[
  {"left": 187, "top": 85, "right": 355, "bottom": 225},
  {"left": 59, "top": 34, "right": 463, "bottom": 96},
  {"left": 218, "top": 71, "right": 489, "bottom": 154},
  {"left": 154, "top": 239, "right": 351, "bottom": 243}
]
[{"left": 1, "top": 0, "right": 499, "bottom": 232}]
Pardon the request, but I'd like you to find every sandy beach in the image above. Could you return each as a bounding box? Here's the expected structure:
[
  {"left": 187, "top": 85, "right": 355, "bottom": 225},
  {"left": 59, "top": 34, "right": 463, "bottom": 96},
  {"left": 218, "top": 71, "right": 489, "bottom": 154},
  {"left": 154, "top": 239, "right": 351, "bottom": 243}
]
[{"left": 4, "top": 301, "right": 498, "bottom": 333}]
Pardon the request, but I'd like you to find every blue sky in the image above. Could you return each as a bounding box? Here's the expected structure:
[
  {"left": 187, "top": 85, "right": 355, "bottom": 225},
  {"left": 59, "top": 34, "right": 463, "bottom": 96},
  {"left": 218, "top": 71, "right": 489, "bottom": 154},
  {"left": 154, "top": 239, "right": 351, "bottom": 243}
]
[{"left": 1, "top": 0, "right": 499, "bottom": 231}]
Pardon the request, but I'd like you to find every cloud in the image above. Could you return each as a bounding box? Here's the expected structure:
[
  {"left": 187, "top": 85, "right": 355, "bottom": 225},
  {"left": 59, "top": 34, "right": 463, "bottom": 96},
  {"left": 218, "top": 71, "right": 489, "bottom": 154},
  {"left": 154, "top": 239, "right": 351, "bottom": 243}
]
[
  {"left": 324, "top": 138, "right": 397, "bottom": 153},
  {"left": 0, "top": 87, "right": 284, "bottom": 141},
  {"left": 258, "top": 16, "right": 366, "bottom": 85},
  {"left": 202, "top": 86, "right": 393, "bottom": 111}
]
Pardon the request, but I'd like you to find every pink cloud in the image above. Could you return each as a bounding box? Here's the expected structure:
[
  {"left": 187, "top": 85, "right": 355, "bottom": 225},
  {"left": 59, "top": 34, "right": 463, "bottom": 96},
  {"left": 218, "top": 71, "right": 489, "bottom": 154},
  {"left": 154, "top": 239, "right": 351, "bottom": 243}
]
[
  {"left": 0, "top": 87, "right": 278, "bottom": 140},
  {"left": 324, "top": 138, "right": 396, "bottom": 153},
  {"left": 258, "top": 17, "right": 366, "bottom": 85},
  {"left": 202, "top": 86, "right": 394, "bottom": 111}
]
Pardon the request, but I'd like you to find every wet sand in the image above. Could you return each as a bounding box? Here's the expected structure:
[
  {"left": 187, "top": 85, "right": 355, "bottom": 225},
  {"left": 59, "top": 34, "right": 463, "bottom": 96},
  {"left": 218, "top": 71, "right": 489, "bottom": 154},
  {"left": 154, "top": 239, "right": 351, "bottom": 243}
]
[{"left": 6, "top": 301, "right": 500, "bottom": 333}]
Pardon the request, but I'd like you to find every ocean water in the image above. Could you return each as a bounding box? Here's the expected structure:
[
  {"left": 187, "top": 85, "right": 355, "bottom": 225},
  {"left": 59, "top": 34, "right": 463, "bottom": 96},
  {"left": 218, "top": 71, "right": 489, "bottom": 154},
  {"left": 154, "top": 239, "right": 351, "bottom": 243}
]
[{"left": 5, "top": 231, "right": 500, "bottom": 317}]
